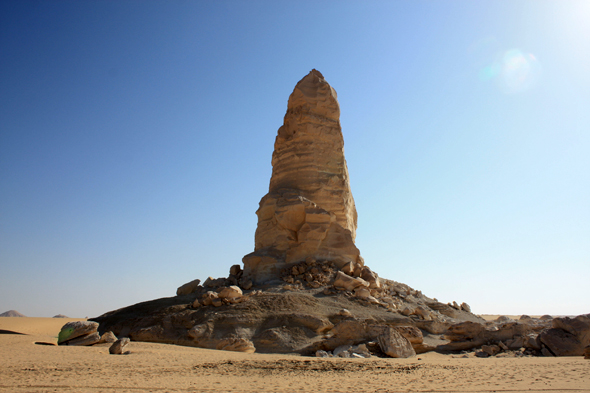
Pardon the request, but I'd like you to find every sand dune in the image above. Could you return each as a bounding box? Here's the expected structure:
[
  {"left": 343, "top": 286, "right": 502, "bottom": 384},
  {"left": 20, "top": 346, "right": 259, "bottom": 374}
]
[{"left": 0, "top": 317, "right": 588, "bottom": 393}]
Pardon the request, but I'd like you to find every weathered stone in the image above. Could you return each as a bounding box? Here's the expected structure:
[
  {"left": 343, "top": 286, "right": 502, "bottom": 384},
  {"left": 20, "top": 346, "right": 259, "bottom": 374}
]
[
  {"left": 337, "top": 309, "right": 352, "bottom": 317},
  {"left": 229, "top": 264, "right": 242, "bottom": 276},
  {"left": 216, "top": 337, "right": 256, "bottom": 353},
  {"left": 584, "top": 345, "right": 590, "bottom": 359},
  {"left": 341, "top": 261, "right": 355, "bottom": 276},
  {"left": 62, "top": 332, "right": 101, "bottom": 346},
  {"left": 333, "top": 344, "right": 352, "bottom": 357},
  {"left": 218, "top": 286, "right": 243, "bottom": 301},
  {"left": 242, "top": 70, "right": 363, "bottom": 284},
  {"left": 316, "top": 350, "right": 330, "bottom": 358},
  {"left": 354, "top": 287, "right": 371, "bottom": 299},
  {"left": 460, "top": 302, "right": 471, "bottom": 313},
  {"left": 539, "top": 328, "right": 584, "bottom": 356},
  {"left": 203, "top": 277, "right": 226, "bottom": 288},
  {"left": 377, "top": 327, "right": 415, "bottom": 358},
  {"left": 394, "top": 326, "right": 423, "bottom": 345},
  {"left": 176, "top": 279, "right": 201, "bottom": 296},
  {"left": 333, "top": 271, "right": 368, "bottom": 291},
  {"left": 109, "top": 337, "right": 130, "bottom": 354},
  {"left": 351, "top": 343, "right": 371, "bottom": 358},
  {"left": 98, "top": 331, "right": 118, "bottom": 344},
  {"left": 482, "top": 344, "right": 501, "bottom": 356},
  {"left": 552, "top": 314, "right": 590, "bottom": 348},
  {"left": 201, "top": 291, "right": 219, "bottom": 306},
  {"left": 58, "top": 321, "right": 99, "bottom": 345}
]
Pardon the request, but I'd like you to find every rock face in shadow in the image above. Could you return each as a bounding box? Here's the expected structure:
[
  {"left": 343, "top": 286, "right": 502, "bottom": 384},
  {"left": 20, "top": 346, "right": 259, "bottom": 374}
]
[{"left": 242, "top": 69, "right": 362, "bottom": 285}]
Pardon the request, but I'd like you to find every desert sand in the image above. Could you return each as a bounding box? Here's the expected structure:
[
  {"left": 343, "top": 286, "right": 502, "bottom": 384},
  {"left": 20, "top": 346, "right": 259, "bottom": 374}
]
[{"left": 1, "top": 317, "right": 588, "bottom": 393}]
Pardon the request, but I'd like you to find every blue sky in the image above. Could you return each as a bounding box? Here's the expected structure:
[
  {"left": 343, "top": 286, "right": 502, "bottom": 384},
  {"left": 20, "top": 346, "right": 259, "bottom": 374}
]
[{"left": 1, "top": 0, "right": 588, "bottom": 318}]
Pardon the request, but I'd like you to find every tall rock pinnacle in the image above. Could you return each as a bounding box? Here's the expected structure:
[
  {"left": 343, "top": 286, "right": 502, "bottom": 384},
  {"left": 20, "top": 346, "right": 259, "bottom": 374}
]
[{"left": 243, "top": 69, "right": 363, "bottom": 284}]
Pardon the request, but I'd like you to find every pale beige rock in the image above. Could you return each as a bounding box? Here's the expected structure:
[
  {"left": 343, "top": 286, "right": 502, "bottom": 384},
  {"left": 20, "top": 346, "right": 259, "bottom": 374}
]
[
  {"left": 243, "top": 70, "right": 363, "bottom": 284},
  {"left": 333, "top": 271, "right": 369, "bottom": 291},
  {"left": 218, "top": 286, "right": 243, "bottom": 301},
  {"left": 176, "top": 279, "right": 201, "bottom": 296}
]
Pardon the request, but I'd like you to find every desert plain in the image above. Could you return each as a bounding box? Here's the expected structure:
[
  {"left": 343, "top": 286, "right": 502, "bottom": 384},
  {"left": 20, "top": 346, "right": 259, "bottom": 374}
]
[{"left": 1, "top": 316, "right": 589, "bottom": 393}]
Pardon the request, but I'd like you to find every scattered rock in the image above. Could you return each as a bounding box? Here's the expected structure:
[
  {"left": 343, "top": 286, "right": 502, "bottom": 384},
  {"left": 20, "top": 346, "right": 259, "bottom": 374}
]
[
  {"left": 315, "top": 350, "right": 330, "bottom": 358},
  {"left": 109, "top": 337, "right": 130, "bottom": 354}
]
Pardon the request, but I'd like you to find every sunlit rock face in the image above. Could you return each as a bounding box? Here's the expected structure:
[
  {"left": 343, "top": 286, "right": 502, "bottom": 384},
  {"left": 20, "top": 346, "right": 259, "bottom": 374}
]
[{"left": 243, "top": 69, "right": 362, "bottom": 284}]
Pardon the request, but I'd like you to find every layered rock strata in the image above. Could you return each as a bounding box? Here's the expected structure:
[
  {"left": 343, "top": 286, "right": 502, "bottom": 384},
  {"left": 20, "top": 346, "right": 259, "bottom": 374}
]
[{"left": 243, "top": 69, "right": 362, "bottom": 284}]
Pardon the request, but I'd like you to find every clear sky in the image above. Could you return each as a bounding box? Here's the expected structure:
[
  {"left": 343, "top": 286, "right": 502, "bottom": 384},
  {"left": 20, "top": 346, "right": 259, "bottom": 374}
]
[{"left": 1, "top": 0, "right": 588, "bottom": 318}]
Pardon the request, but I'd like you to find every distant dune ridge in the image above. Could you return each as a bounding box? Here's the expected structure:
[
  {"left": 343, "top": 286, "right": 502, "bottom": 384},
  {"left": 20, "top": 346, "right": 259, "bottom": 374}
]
[
  {"left": 0, "top": 310, "right": 26, "bottom": 317},
  {"left": 53, "top": 314, "right": 69, "bottom": 318}
]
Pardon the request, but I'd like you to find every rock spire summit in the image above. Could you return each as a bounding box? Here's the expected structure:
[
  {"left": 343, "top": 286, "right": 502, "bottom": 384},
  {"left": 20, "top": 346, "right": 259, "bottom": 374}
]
[{"left": 242, "top": 69, "right": 362, "bottom": 284}]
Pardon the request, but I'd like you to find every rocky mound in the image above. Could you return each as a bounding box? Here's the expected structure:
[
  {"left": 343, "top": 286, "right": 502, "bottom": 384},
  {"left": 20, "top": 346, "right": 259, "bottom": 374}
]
[
  {"left": 89, "top": 70, "right": 589, "bottom": 359},
  {"left": 53, "top": 314, "right": 69, "bottom": 318},
  {"left": 0, "top": 310, "right": 26, "bottom": 317}
]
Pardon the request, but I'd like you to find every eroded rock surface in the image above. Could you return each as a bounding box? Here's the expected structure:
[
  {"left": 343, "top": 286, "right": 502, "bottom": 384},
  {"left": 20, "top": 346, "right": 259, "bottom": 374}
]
[{"left": 243, "top": 70, "right": 362, "bottom": 284}]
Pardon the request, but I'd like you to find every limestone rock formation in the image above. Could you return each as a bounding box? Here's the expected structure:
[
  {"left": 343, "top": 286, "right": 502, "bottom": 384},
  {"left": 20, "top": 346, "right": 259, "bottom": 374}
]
[{"left": 243, "top": 69, "right": 362, "bottom": 284}]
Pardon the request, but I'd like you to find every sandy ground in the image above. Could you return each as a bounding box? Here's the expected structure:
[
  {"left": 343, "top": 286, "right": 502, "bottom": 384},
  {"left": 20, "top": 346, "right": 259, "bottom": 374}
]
[{"left": 1, "top": 317, "right": 589, "bottom": 393}]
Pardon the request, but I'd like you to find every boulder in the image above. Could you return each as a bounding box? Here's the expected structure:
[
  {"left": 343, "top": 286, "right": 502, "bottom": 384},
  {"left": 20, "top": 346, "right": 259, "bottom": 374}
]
[
  {"left": 109, "top": 337, "right": 130, "bottom": 354},
  {"left": 333, "top": 271, "right": 368, "bottom": 291},
  {"left": 98, "top": 331, "right": 118, "bottom": 344},
  {"left": 218, "top": 286, "right": 243, "bottom": 301},
  {"left": 62, "top": 331, "right": 101, "bottom": 346},
  {"left": 481, "top": 344, "right": 501, "bottom": 356},
  {"left": 377, "top": 327, "right": 415, "bottom": 358},
  {"left": 176, "top": 279, "right": 201, "bottom": 296},
  {"left": 552, "top": 314, "right": 590, "bottom": 348},
  {"left": 58, "top": 321, "right": 99, "bottom": 345},
  {"left": 539, "top": 328, "right": 583, "bottom": 356}
]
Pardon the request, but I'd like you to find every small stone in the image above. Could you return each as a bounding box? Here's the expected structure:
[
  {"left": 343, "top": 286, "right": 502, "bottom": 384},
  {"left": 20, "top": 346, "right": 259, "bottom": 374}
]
[
  {"left": 192, "top": 299, "right": 201, "bottom": 308},
  {"left": 460, "top": 302, "right": 471, "bottom": 313},
  {"left": 337, "top": 309, "right": 352, "bottom": 317},
  {"left": 109, "top": 338, "right": 130, "bottom": 354},
  {"left": 315, "top": 350, "right": 330, "bottom": 358},
  {"left": 211, "top": 298, "right": 223, "bottom": 307}
]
